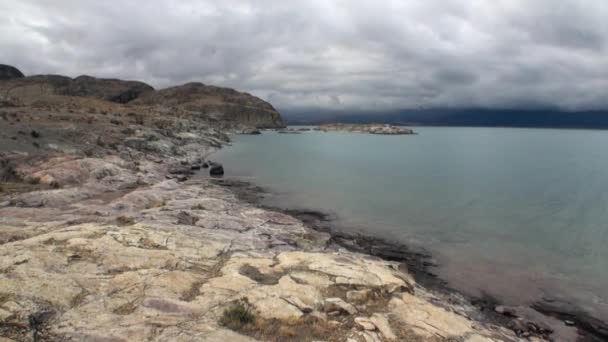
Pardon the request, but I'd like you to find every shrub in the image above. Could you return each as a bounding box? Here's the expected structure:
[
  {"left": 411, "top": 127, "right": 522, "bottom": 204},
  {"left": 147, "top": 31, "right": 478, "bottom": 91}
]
[{"left": 220, "top": 298, "right": 256, "bottom": 329}]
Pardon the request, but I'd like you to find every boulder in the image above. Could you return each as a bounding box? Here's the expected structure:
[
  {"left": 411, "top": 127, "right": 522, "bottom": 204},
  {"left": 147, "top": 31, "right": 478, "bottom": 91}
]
[
  {"left": 209, "top": 163, "right": 224, "bottom": 177},
  {"left": 240, "top": 128, "right": 262, "bottom": 135},
  {"left": 355, "top": 317, "right": 377, "bottom": 331},
  {"left": 370, "top": 314, "right": 397, "bottom": 340},
  {"left": 323, "top": 298, "right": 357, "bottom": 315}
]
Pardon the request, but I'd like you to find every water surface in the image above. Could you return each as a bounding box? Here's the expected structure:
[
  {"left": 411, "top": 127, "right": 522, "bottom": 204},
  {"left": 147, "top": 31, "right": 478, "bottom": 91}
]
[{"left": 215, "top": 126, "right": 608, "bottom": 320}]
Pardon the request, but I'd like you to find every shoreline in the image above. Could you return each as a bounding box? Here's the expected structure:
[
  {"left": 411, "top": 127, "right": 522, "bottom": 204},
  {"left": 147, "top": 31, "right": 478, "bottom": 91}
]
[
  {"left": 1, "top": 147, "right": 530, "bottom": 341},
  {"left": 209, "top": 177, "right": 608, "bottom": 342},
  {"left": 0, "top": 134, "right": 603, "bottom": 341}
]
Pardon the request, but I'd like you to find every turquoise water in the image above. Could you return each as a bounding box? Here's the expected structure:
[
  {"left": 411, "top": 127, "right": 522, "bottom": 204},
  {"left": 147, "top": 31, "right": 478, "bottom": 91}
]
[{"left": 215, "top": 127, "right": 608, "bottom": 320}]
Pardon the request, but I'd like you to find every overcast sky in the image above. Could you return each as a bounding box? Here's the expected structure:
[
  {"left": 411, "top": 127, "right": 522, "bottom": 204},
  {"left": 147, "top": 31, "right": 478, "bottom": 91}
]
[{"left": 1, "top": 0, "right": 607, "bottom": 112}]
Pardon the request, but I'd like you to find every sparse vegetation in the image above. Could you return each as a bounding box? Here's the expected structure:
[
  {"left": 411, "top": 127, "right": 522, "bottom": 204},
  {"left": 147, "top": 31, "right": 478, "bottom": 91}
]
[
  {"left": 227, "top": 313, "right": 349, "bottom": 342},
  {"left": 220, "top": 298, "right": 256, "bottom": 330},
  {"left": 146, "top": 199, "right": 166, "bottom": 209},
  {"left": 116, "top": 215, "right": 136, "bottom": 226},
  {"left": 191, "top": 203, "right": 206, "bottom": 210}
]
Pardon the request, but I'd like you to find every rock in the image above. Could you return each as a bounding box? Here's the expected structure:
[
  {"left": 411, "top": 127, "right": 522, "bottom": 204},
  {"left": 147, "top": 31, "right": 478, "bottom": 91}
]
[
  {"left": 495, "top": 305, "right": 517, "bottom": 317},
  {"left": 191, "top": 165, "right": 201, "bottom": 170},
  {"left": 323, "top": 298, "right": 357, "bottom": 315},
  {"left": 355, "top": 317, "right": 377, "bottom": 331},
  {"left": 389, "top": 293, "right": 474, "bottom": 338},
  {"left": 283, "top": 295, "right": 313, "bottom": 313},
  {"left": 240, "top": 128, "right": 262, "bottom": 135},
  {"left": 209, "top": 163, "right": 224, "bottom": 177},
  {"left": 370, "top": 314, "right": 397, "bottom": 340},
  {"left": 347, "top": 289, "right": 371, "bottom": 303},
  {"left": 177, "top": 211, "right": 199, "bottom": 225},
  {"left": 564, "top": 320, "right": 575, "bottom": 326},
  {"left": 0, "top": 64, "right": 24, "bottom": 80},
  {"left": 359, "top": 331, "right": 382, "bottom": 342},
  {"left": 30, "top": 130, "right": 41, "bottom": 138},
  {"left": 202, "top": 162, "right": 209, "bottom": 169}
]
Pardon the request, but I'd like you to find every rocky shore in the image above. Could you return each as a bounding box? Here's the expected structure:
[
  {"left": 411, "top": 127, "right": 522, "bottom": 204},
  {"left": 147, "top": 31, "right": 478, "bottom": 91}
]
[
  {"left": 0, "top": 65, "right": 601, "bottom": 341},
  {"left": 0, "top": 150, "right": 531, "bottom": 342}
]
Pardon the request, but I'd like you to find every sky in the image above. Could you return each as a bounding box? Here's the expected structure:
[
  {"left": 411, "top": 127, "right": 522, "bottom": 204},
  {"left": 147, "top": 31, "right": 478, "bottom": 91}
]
[{"left": 1, "top": 0, "right": 607, "bottom": 112}]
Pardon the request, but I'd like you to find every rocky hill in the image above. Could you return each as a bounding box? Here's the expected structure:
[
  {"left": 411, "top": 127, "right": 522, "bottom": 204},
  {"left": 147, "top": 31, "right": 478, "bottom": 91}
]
[
  {"left": 0, "top": 65, "right": 284, "bottom": 129},
  {"left": 133, "top": 82, "right": 284, "bottom": 128},
  {"left": 0, "top": 65, "right": 24, "bottom": 80}
]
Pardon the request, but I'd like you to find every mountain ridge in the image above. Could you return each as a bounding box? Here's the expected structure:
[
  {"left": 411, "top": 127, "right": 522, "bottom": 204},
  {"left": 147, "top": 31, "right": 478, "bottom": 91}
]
[{"left": 0, "top": 64, "right": 284, "bottom": 129}]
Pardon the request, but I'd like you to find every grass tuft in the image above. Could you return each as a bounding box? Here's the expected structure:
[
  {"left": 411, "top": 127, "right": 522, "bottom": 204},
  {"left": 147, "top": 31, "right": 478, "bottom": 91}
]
[{"left": 220, "top": 298, "right": 256, "bottom": 329}]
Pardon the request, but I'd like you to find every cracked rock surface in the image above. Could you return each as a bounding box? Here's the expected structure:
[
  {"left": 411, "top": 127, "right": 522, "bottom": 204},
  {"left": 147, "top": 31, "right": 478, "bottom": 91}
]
[{"left": 0, "top": 151, "right": 535, "bottom": 342}]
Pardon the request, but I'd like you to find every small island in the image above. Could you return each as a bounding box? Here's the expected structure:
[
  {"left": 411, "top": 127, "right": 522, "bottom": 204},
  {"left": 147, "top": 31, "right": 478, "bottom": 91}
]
[{"left": 318, "top": 123, "right": 415, "bottom": 135}]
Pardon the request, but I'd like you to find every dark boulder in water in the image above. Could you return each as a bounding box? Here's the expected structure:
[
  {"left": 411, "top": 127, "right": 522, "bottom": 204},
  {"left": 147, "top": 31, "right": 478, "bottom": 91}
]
[
  {"left": 209, "top": 163, "right": 224, "bottom": 177},
  {"left": 241, "top": 128, "right": 262, "bottom": 135}
]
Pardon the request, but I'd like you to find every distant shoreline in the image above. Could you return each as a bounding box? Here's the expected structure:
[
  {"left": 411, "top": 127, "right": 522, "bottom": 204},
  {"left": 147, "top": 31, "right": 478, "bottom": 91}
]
[{"left": 285, "top": 123, "right": 608, "bottom": 132}]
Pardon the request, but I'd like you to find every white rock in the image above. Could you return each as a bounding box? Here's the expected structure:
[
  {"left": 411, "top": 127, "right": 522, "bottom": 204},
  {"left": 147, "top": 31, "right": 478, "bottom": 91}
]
[
  {"left": 283, "top": 295, "right": 313, "bottom": 313},
  {"left": 347, "top": 289, "right": 371, "bottom": 302},
  {"left": 355, "top": 317, "right": 377, "bottom": 331},
  {"left": 324, "top": 297, "right": 358, "bottom": 315},
  {"left": 370, "top": 313, "right": 396, "bottom": 340}
]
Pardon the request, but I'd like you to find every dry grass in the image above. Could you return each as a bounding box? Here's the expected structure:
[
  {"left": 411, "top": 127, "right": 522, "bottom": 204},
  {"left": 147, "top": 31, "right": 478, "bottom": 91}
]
[
  {"left": 220, "top": 298, "right": 256, "bottom": 330},
  {"left": 222, "top": 302, "right": 351, "bottom": 342},
  {"left": 116, "top": 215, "right": 136, "bottom": 226},
  {"left": 146, "top": 199, "right": 166, "bottom": 209}
]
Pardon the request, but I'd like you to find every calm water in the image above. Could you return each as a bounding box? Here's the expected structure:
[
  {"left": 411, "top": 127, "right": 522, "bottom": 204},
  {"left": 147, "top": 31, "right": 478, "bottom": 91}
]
[{"left": 215, "top": 126, "right": 608, "bottom": 320}]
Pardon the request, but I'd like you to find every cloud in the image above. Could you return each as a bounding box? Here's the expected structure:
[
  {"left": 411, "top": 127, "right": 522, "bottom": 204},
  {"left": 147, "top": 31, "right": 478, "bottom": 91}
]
[{"left": 1, "top": 0, "right": 607, "bottom": 112}]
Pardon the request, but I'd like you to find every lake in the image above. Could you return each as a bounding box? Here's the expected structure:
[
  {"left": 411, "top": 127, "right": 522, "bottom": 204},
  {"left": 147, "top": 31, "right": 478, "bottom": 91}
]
[{"left": 214, "top": 126, "right": 608, "bottom": 322}]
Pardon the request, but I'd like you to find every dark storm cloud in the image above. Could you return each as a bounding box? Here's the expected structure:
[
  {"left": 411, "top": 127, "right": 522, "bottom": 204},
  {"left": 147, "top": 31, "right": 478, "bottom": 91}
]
[{"left": 1, "top": 0, "right": 607, "bottom": 111}]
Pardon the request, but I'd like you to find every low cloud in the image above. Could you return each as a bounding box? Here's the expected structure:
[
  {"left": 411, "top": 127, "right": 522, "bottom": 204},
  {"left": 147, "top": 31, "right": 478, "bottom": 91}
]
[{"left": 1, "top": 0, "right": 607, "bottom": 112}]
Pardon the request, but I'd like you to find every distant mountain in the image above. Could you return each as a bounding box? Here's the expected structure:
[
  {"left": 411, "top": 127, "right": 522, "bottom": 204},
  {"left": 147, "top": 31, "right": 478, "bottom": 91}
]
[{"left": 283, "top": 108, "right": 608, "bottom": 129}]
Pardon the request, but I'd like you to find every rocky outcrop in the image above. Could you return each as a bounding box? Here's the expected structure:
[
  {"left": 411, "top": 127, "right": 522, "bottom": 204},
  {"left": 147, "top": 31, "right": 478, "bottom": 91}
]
[
  {"left": 132, "top": 82, "right": 285, "bottom": 128},
  {"left": 0, "top": 155, "right": 528, "bottom": 341},
  {"left": 319, "top": 123, "right": 415, "bottom": 135},
  {"left": 0, "top": 65, "right": 24, "bottom": 80},
  {"left": 0, "top": 66, "right": 284, "bottom": 129},
  {"left": 62, "top": 75, "right": 154, "bottom": 103},
  {"left": 0, "top": 74, "right": 153, "bottom": 104}
]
